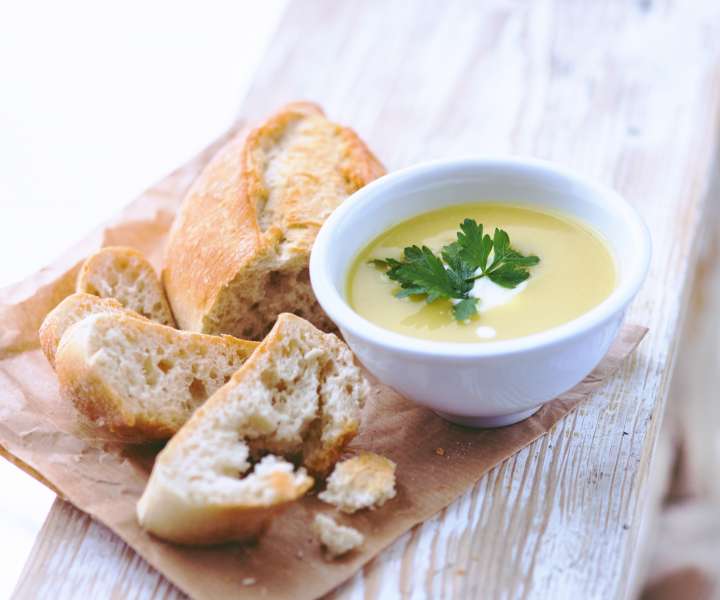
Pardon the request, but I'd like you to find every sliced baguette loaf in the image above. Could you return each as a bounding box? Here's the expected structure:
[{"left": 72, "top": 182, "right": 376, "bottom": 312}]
[
  {"left": 54, "top": 313, "right": 258, "bottom": 440},
  {"left": 39, "top": 292, "right": 147, "bottom": 367},
  {"left": 163, "top": 102, "right": 385, "bottom": 340},
  {"left": 137, "top": 313, "right": 369, "bottom": 545},
  {"left": 77, "top": 246, "right": 176, "bottom": 326}
]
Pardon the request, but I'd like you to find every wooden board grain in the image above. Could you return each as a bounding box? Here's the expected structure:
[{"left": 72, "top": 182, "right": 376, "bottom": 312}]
[
  {"left": 14, "top": 499, "right": 185, "bottom": 600},
  {"left": 664, "top": 186, "right": 720, "bottom": 501},
  {"left": 12, "top": 0, "right": 720, "bottom": 599},
  {"left": 635, "top": 160, "right": 720, "bottom": 596}
]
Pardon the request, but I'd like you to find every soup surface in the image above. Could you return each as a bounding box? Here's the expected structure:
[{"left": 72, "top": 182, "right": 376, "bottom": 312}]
[{"left": 347, "top": 203, "right": 616, "bottom": 342}]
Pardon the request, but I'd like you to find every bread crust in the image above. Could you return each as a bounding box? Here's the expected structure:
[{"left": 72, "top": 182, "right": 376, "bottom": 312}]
[
  {"left": 163, "top": 102, "right": 385, "bottom": 340},
  {"left": 137, "top": 464, "right": 311, "bottom": 545},
  {"left": 38, "top": 292, "right": 148, "bottom": 367}
]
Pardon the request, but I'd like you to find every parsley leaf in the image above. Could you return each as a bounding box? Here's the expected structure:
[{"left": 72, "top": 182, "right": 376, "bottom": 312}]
[
  {"left": 452, "top": 298, "right": 478, "bottom": 321},
  {"left": 457, "top": 218, "right": 494, "bottom": 271},
  {"left": 440, "top": 244, "right": 474, "bottom": 296},
  {"left": 369, "top": 219, "right": 539, "bottom": 322},
  {"left": 484, "top": 228, "right": 540, "bottom": 288},
  {"left": 387, "top": 245, "right": 462, "bottom": 303}
]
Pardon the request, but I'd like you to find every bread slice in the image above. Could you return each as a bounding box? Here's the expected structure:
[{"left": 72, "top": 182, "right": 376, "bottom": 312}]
[
  {"left": 318, "top": 452, "right": 396, "bottom": 513},
  {"left": 163, "top": 102, "right": 385, "bottom": 340},
  {"left": 77, "top": 246, "right": 176, "bottom": 327},
  {"left": 312, "top": 513, "right": 364, "bottom": 557},
  {"left": 54, "top": 313, "right": 258, "bottom": 440},
  {"left": 137, "top": 453, "right": 312, "bottom": 545},
  {"left": 136, "top": 313, "right": 368, "bottom": 545},
  {"left": 39, "top": 292, "right": 147, "bottom": 367},
  {"left": 203, "top": 313, "right": 369, "bottom": 474}
]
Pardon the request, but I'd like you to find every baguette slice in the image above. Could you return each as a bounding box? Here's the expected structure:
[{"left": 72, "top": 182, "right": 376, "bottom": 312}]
[
  {"left": 77, "top": 246, "right": 176, "bottom": 327},
  {"left": 39, "top": 292, "right": 147, "bottom": 367},
  {"left": 54, "top": 313, "right": 258, "bottom": 440},
  {"left": 163, "top": 102, "right": 385, "bottom": 340},
  {"left": 137, "top": 454, "right": 312, "bottom": 545},
  {"left": 137, "top": 313, "right": 369, "bottom": 545},
  {"left": 210, "top": 312, "right": 369, "bottom": 474}
]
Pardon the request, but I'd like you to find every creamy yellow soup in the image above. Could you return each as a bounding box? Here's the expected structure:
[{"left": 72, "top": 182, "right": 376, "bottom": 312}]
[{"left": 347, "top": 203, "right": 616, "bottom": 343}]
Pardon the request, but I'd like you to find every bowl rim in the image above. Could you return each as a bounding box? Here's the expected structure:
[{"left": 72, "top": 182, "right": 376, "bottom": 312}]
[{"left": 309, "top": 156, "right": 651, "bottom": 359}]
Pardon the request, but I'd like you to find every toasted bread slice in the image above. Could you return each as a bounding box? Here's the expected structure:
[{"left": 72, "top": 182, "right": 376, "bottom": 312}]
[
  {"left": 136, "top": 313, "right": 368, "bottom": 545},
  {"left": 77, "top": 246, "right": 176, "bottom": 327},
  {"left": 318, "top": 452, "right": 397, "bottom": 513},
  {"left": 39, "top": 292, "right": 147, "bottom": 367},
  {"left": 163, "top": 102, "right": 385, "bottom": 340},
  {"left": 54, "top": 313, "right": 258, "bottom": 440},
  {"left": 312, "top": 513, "right": 364, "bottom": 557}
]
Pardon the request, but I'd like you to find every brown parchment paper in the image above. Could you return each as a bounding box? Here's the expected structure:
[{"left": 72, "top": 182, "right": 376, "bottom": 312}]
[{"left": 0, "top": 127, "right": 647, "bottom": 600}]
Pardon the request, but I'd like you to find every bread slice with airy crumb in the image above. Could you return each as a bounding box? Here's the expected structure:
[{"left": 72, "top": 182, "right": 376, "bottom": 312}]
[
  {"left": 312, "top": 513, "right": 364, "bottom": 557},
  {"left": 136, "top": 313, "right": 368, "bottom": 545},
  {"left": 54, "top": 313, "right": 258, "bottom": 440},
  {"left": 138, "top": 453, "right": 312, "bottom": 545},
  {"left": 39, "top": 292, "right": 148, "bottom": 367},
  {"left": 203, "top": 312, "right": 369, "bottom": 474},
  {"left": 77, "top": 246, "right": 176, "bottom": 327},
  {"left": 318, "top": 452, "right": 396, "bottom": 513}
]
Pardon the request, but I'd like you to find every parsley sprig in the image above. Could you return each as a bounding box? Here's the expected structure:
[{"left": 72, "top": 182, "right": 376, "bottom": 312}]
[{"left": 370, "top": 219, "right": 540, "bottom": 322}]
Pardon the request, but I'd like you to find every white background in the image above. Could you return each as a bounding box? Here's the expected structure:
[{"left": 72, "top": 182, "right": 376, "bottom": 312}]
[{"left": 0, "top": 1, "right": 287, "bottom": 596}]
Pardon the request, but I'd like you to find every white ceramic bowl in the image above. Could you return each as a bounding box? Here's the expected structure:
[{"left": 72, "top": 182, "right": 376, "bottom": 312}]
[{"left": 309, "top": 158, "right": 651, "bottom": 427}]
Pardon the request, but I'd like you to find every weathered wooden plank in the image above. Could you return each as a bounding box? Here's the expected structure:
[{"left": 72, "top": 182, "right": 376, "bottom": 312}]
[
  {"left": 664, "top": 187, "right": 720, "bottom": 501},
  {"left": 13, "top": 499, "right": 185, "bottom": 600},
  {"left": 13, "top": 0, "right": 720, "bottom": 599},
  {"left": 637, "top": 163, "right": 720, "bottom": 596}
]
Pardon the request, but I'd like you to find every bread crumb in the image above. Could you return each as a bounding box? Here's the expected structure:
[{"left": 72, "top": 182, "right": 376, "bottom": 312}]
[
  {"left": 435, "top": 447, "right": 445, "bottom": 456},
  {"left": 318, "top": 452, "right": 396, "bottom": 513},
  {"left": 313, "top": 513, "right": 364, "bottom": 558},
  {"left": 241, "top": 577, "right": 256, "bottom": 586}
]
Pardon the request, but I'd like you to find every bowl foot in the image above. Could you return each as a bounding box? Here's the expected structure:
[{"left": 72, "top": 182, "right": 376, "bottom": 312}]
[{"left": 434, "top": 405, "right": 542, "bottom": 428}]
